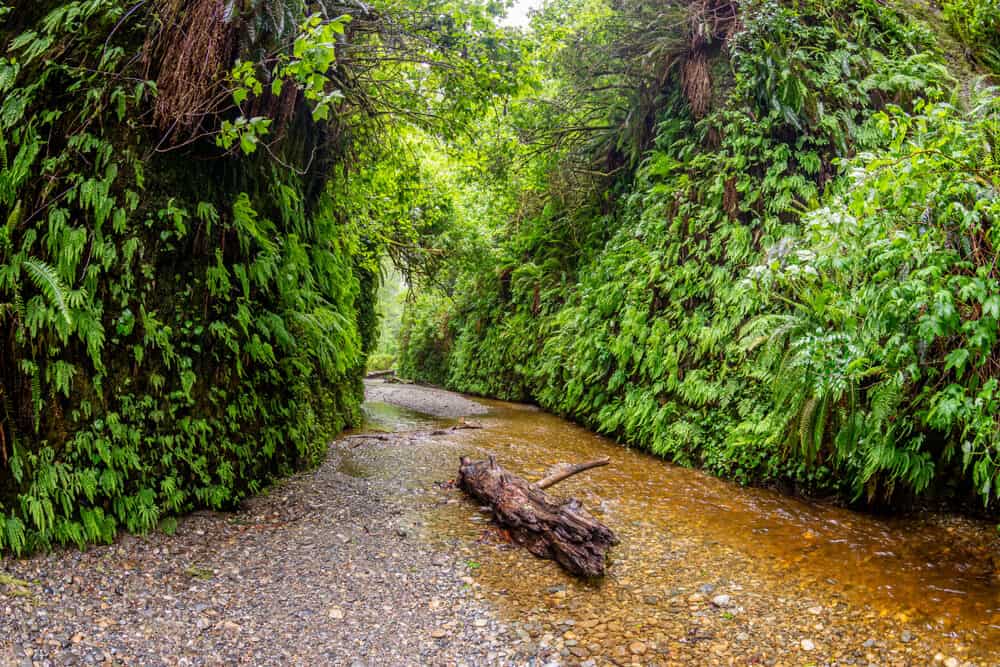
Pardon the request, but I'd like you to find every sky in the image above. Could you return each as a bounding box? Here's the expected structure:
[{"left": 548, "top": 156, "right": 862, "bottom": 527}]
[{"left": 500, "top": 0, "right": 543, "bottom": 27}]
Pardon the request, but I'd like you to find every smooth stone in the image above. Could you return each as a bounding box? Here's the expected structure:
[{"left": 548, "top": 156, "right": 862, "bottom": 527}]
[
  {"left": 801, "top": 639, "right": 816, "bottom": 651},
  {"left": 629, "top": 641, "right": 647, "bottom": 655}
]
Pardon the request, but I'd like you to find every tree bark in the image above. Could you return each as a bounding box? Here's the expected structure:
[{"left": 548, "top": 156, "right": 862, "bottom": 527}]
[{"left": 457, "top": 455, "right": 616, "bottom": 577}]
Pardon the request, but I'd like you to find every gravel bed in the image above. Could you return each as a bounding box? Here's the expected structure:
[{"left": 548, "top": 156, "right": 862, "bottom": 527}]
[
  {"left": 363, "top": 380, "right": 489, "bottom": 419},
  {"left": 0, "top": 442, "right": 512, "bottom": 665}
]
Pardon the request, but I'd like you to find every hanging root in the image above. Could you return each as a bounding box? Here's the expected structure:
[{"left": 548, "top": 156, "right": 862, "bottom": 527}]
[{"left": 144, "top": 0, "right": 239, "bottom": 140}]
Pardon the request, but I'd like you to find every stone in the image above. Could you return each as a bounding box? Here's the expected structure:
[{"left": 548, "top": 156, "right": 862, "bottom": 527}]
[
  {"left": 328, "top": 607, "right": 344, "bottom": 620},
  {"left": 801, "top": 639, "right": 815, "bottom": 651},
  {"left": 629, "top": 641, "right": 647, "bottom": 655},
  {"left": 807, "top": 606, "right": 823, "bottom": 615},
  {"left": 901, "top": 630, "right": 915, "bottom": 643},
  {"left": 944, "top": 659, "right": 959, "bottom": 667},
  {"left": 711, "top": 594, "right": 732, "bottom": 607}
]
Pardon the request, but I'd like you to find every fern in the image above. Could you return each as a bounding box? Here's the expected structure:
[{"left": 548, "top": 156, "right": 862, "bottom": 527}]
[{"left": 21, "top": 257, "right": 73, "bottom": 326}]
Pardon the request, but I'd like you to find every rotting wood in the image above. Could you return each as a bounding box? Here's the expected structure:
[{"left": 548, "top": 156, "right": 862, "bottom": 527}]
[{"left": 457, "top": 455, "right": 616, "bottom": 577}]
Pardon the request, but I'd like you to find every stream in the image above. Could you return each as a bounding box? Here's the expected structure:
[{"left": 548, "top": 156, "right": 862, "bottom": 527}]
[{"left": 337, "top": 382, "right": 1000, "bottom": 665}]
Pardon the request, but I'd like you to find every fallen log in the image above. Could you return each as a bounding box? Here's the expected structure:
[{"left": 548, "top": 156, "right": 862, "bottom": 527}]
[{"left": 457, "top": 455, "right": 616, "bottom": 577}]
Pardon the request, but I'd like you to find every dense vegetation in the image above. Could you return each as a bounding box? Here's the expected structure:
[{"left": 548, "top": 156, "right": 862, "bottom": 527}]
[
  {"left": 399, "top": 0, "right": 1000, "bottom": 510},
  {"left": 0, "top": 0, "right": 518, "bottom": 553},
  {"left": 3, "top": 0, "right": 999, "bottom": 556}
]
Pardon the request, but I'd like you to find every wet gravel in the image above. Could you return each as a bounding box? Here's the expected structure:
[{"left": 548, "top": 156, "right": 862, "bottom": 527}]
[
  {"left": 0, "top": 435, "right": 511, "bottom": 664},
  {"left": 363, "top": 380, "right": 488, "bottom": 419}
]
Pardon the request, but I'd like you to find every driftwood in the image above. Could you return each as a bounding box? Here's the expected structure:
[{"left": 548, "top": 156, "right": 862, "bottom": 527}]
[{"left": 457, "top": 455, "right": 616, "bottom": 577}]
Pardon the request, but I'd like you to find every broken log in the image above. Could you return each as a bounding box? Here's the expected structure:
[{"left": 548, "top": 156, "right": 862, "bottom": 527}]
[{"left": 457, "top": 455, "right": 616, "bottom": 577}]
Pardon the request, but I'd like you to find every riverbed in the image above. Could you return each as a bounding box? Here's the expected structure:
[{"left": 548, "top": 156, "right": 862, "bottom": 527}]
[
  {"left": 2, "top": 379, "right": 998, "bottom": 665},
  {"left": 341, "top": 379, "right": 1000, "bottom": 666}
]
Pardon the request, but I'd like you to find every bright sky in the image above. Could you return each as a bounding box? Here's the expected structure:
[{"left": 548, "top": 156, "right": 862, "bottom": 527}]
[{"left": 500, "top": 0, "right": 543, "bottom": 28}]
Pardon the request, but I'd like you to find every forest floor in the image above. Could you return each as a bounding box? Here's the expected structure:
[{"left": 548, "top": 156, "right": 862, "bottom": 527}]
[{"left": 0, "top": 381, "right": 995, "bottom": 666}]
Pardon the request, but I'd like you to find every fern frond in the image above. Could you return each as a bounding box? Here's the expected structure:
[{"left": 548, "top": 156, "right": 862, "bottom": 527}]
[{"left": 21, "top": 257, "right": 72, "bottom": 326}]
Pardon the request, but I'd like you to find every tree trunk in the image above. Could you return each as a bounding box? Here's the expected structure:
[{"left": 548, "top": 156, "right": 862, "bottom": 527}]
[{"left": 457, "top": 455, "right": 616, "bottom": 577}]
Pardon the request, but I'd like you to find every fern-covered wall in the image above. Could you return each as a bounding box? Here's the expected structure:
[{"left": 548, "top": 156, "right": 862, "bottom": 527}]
[
  {"left": 400, "top": 0, "right": 1000, "bottom": 511},
  {"left": 0, "top": 1, "right": 380, "bottom": 552}
]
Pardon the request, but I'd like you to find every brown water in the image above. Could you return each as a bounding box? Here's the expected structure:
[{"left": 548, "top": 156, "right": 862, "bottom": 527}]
[{"left": 340, "top": 395, "right": 1000, "bottom": 664}]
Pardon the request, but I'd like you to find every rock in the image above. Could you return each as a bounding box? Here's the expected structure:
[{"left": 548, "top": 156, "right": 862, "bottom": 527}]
[
  {"left": 473, "top": 618, "right": 488, "bottom": 628},
  {"left": 736, "top": 632, "right": 749, "bottom": 642},
  {"left": 643, "top": 595, "right": 659, "bottom": 605},
  {"left": 863, "top": 639, "right": 876, "bottom": 648},
  {"left": 901, "top": 630, "right": 915, "bottom": 643},
  {"left": 699, "top": 584, "right": 715, "bottom": 594},
  {"left": 801, "top": 639, "right": 815, "bottom": 651},
  {"left": 629, "top": 641, "right": 647, "bottom": 655},
  {"left": 687, "top": 593, "right": 705, "bottom": 603},
  {"left": 807, "top": 606, "right": 823, "bottom": 615},
  {"left": 328, "top": 607, "right": 344, "bottom": 620},
  {"left": 711, "top": 594, "right": 732, "bottom": 608},
  {"left": 431, "top": 629, "right": 447, "bottom": 639},
  {"left": 944, "top": 659, "right": 959, "bottom": 667}
]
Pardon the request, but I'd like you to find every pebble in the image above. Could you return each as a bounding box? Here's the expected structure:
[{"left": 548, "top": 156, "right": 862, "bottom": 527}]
[
  {"left": 629, "top": 641, "right": 647, "bottom": 655},
  {"left": 801, "top": 639, "right": 816, "bottom": 651},
  {"left": 711, "top": 594, "right": 732, "bottom": 607}
]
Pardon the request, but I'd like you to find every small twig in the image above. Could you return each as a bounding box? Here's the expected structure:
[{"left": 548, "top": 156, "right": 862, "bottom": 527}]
[{"left": 536, "top": 457, "right": 611, "bottom": 489}]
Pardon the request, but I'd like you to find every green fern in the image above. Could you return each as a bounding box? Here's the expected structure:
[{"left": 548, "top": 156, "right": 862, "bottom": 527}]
[{"left": 21, "top": 257, "right": 73, "bottom": 326}]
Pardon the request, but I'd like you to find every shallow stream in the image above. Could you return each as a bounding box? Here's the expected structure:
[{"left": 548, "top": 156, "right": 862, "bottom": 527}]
[{"left": 341, "top": 391, "right": 1000, "bottom": 664}]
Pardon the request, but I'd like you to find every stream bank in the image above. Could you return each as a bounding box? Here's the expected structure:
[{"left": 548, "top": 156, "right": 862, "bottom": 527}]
[{"left": 2, "top": 379, "right": 999, "bottom": 665}]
